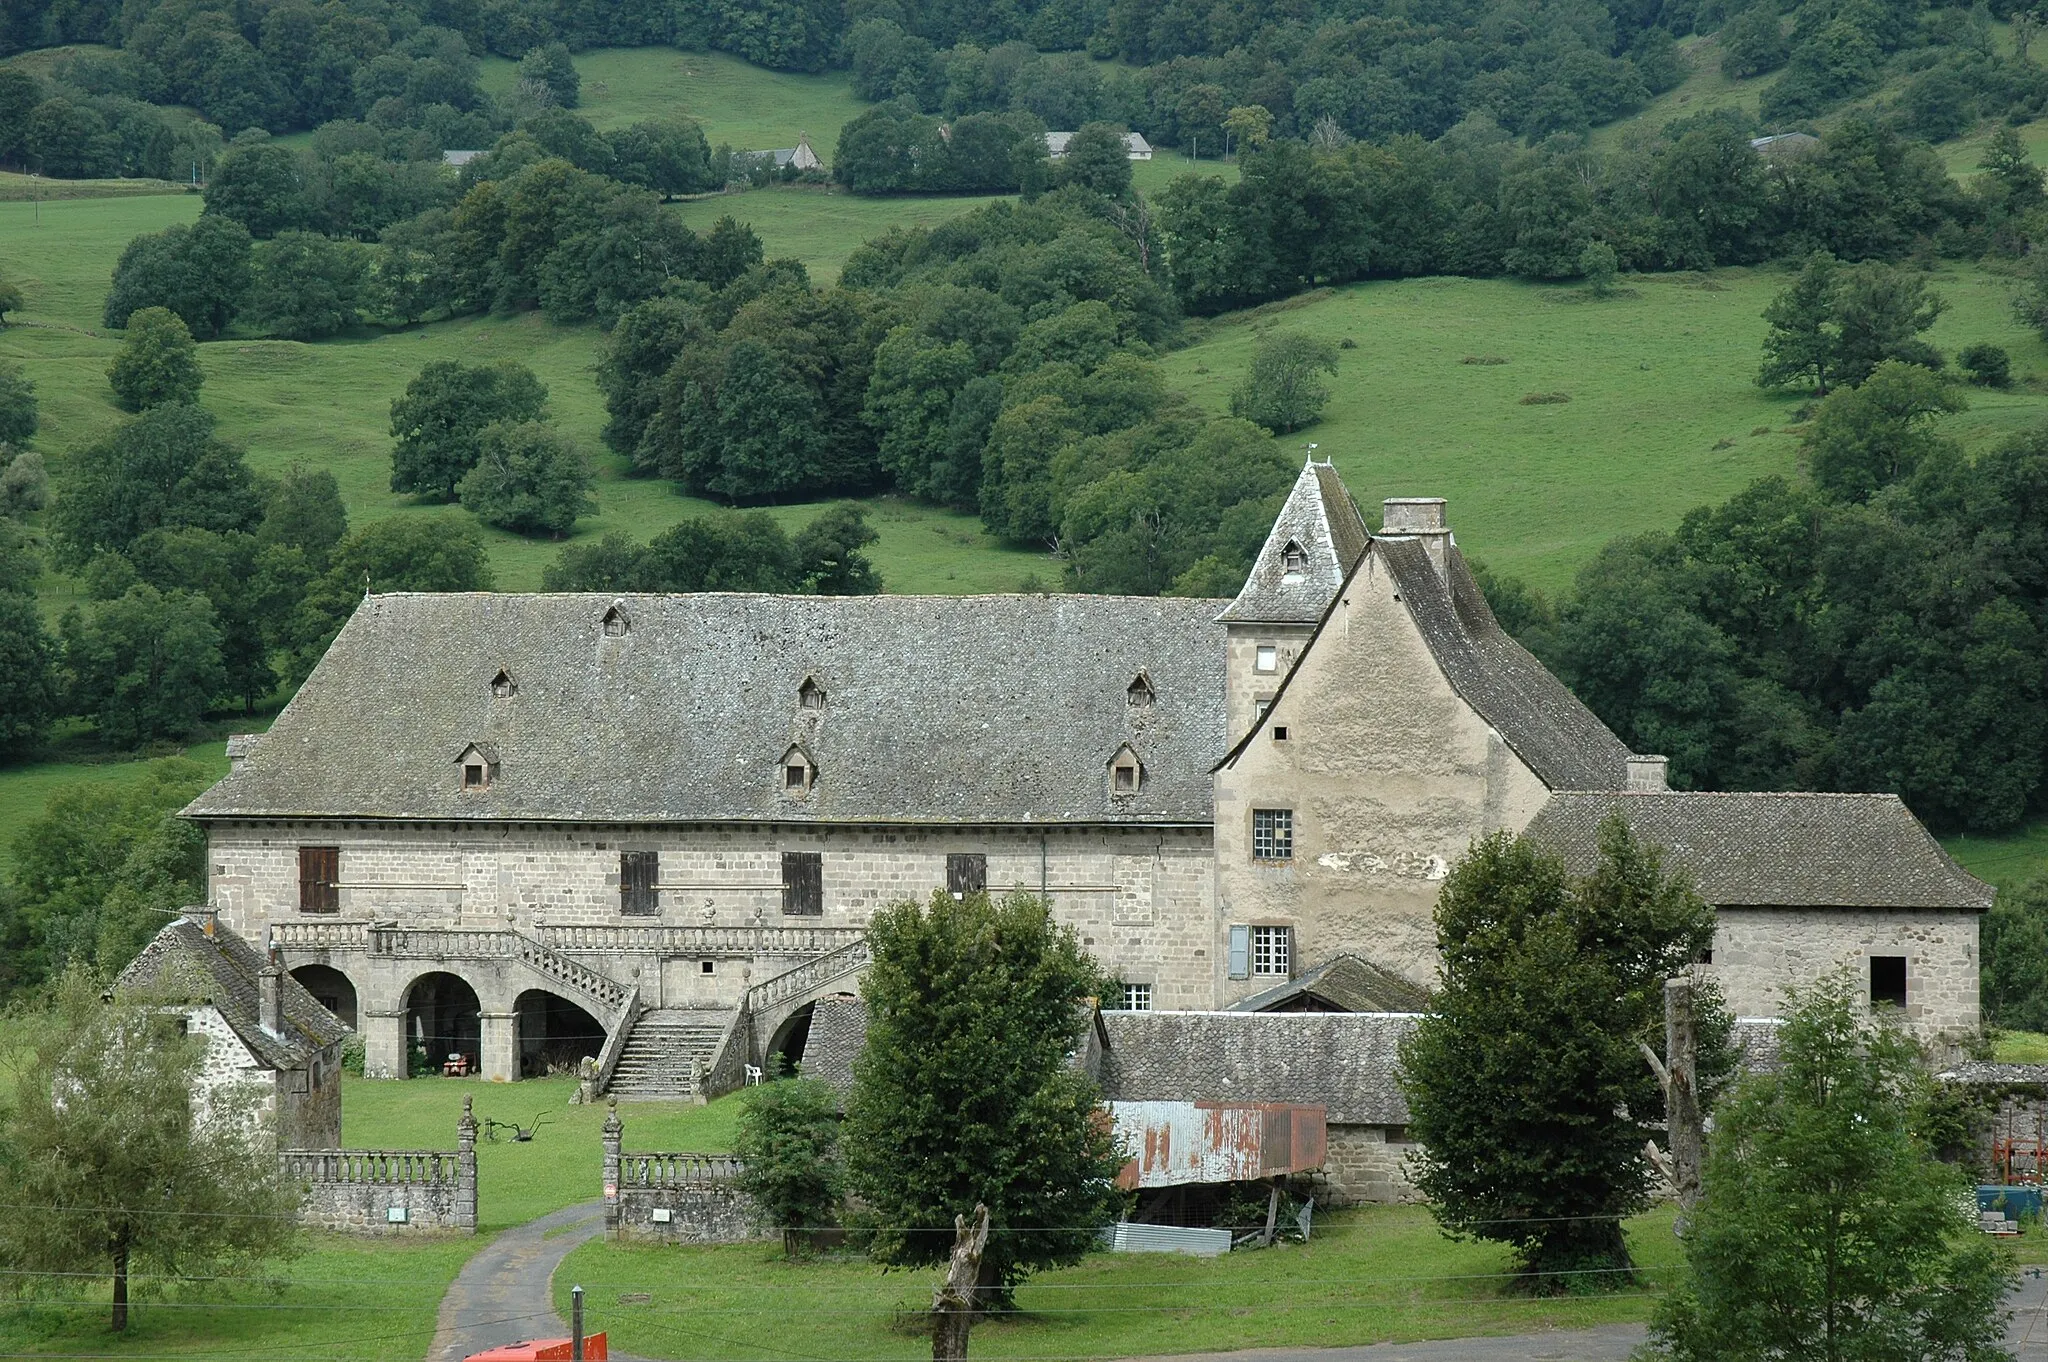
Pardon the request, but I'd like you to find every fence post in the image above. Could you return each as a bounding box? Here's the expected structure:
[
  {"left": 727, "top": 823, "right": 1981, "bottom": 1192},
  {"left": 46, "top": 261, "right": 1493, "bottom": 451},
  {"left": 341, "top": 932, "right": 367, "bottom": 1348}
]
[
  {"left": 457, "top": 1095, "right": 479, "bottom": 1233},
  {"left": 602, "top": 1099, "right": 623, "bottom": 1235}
]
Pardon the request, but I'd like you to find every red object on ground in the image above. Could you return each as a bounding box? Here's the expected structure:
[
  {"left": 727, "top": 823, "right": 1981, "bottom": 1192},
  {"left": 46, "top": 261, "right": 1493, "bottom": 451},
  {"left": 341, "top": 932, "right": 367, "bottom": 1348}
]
[{"left": 462, "top": 1332, "right": 607, "bottom": 1360}]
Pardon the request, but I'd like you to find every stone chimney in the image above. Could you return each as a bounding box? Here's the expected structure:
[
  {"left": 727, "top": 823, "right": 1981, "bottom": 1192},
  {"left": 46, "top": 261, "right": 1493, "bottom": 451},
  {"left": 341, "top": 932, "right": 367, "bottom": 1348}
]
[
  {"left": 226, "top": 733, "right": 262, "bottom": 770},
  {"left": 182, "top": 906, "right": 219, "bottom": 938},
  {"left": 1380, "top": 497, "right": 1452, "bottom": 576},
  {"left": 1627, "top": 755, "right": 1670, "bottom": 792},
  {"left": 259, "top": 945, "right": 286, "bottom": 1039}
]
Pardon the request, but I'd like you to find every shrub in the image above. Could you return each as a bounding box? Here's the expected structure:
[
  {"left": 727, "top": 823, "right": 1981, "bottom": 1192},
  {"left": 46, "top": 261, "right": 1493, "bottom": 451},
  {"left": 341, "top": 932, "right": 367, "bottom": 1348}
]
[
  {"left": 1960, "top": 343, "right": 2012, "bottom": 387},
  {"left": 1519, "top": 391, "right": 1571, "bottom": 404},
  {"left": 1229, "top": 332, "right": 1340, "bottom": 433}
]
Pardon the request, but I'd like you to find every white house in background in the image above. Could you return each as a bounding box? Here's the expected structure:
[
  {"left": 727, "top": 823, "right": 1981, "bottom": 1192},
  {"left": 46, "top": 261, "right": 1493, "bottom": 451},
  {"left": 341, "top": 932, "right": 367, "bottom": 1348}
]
[
  {"left": 441, "top": 149, "right": 483, "bottom": 167},
  {"left": 741, "top": 133, "right": 824, "bottom": 172},
  {"left": 1045, "top": 131, "right": 1154, "bottom": 160}
]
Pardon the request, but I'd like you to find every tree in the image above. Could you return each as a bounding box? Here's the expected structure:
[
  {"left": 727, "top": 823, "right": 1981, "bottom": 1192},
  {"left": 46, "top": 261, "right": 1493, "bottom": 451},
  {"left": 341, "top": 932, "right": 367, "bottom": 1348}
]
[
  {"left": 0, "top": 360, "right": 36, "bottom": 444},
  {"left": 518, "top": 43, "right": 580, "bottom": 108},
  {"left": 1802, "top": 361, "right": 1966, "bottom": 503},
  {"left": 103, "top": 216, "right": 253, "bottom": 338},
  {"left": 1400, "top": 818, "right": 1723, "bottom": 1282},
  {"left": 732, "top": 1078, "right": 843, "bottom": 1257},
  {"left": 1960, "top": 343, "right": 2011, "bottom": 388},
  {"left": 1719, "top": 2, "right": 1790, "bottom": 78},
  {"left": 1646, "top": 973, "right": 2012, "bottom": 1362},
  {"left": 0, "top": 759, "right": 210, "bottom": 995},
  {"left": 389, "top": 360, "right": 549, "bottom": 500},
  {"left": 1980, "top": 127, "right": 2046, "bottom": 216},
  {"left": 107, "top": 306, "right": 203, "bottom": 411},
  {"left": 283, "top": 517, "right": 494, "bottom": 682},
  {"left": 1984, "top": 874, "right": 2048, "bottom": 1033},
  {"left": 1580, "top": 240, "right": 1619, "bottom": 297},
  {"left": 0, "top": 968, "right": 301, "bottom": 1330},
  {"left": 0, "top": 449, "right": 48, "bottom": 517},
  {"left": 0, "top": 589, "right": 57, "bottom": 761},
  {"left": 257, "top": 465, "right": 348, "bottom": 570},
  {"left": 457, "top": 420, "right": 594, "bottom": 536},
  {"left": 1758, "top": 253, "right": 1843, "bottom": 393},
  {"left": 0, "top": 274, "right": 23, "bottom": 325},
  {"left": 792, "top": 504, "right": 882, "bottom": 594},
  {"left": 1832, "top": 261, "right": 1946, "bottom": 387},
  {"left": 202, "top": 136, "right": 309, "bottom": 238},
  {"left": 54, "top": 406, "right": 262, "bottom": 566},
  {"left": 244, "top": 231, "right": 369, "bottom": 340},
  {"left": 1223, "top": 104, "right": 1273, "bottom": 157},
  {"left": 60, "top": 585, "right": 226, "bottom": 748},
  {"left": 1061, "top": 122, "right": 1134, "bottom": 198},
  {"left": 1229, "top": 331, "right": 1339, "bottom": 433},
  {"left": 540, "top": 532, "right": 652, "bottom": 591},
  {"left": 843, "top": 891, "right": 1125, "bottom": 1306}
]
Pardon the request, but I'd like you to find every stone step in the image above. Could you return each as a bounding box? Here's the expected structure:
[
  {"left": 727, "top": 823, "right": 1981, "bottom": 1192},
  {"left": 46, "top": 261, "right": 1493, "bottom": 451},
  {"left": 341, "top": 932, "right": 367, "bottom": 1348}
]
[{"left": 604, "top": 1008, "right": 735, "bottom": 1100}]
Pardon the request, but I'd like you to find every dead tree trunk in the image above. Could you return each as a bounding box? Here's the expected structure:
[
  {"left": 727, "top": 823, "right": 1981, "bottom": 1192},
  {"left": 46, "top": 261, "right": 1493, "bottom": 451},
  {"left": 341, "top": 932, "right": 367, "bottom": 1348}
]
[
  {"left": 1639, "top": 976, "right": 1702, "bottom": 1227},
  {"left": 110, "top": 1241, "right": 130, "bottom": 1332},
  {"left": 932, "top": 1203, "right": 991, "bottom": 1362}
]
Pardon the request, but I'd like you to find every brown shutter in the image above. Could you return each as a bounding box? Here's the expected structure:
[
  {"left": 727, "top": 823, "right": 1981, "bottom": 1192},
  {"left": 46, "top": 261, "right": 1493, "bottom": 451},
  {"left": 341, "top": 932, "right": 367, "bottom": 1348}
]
[
  {"left": 946, "top": 854, "right": 987, "bottom": 898},
  {"left": 299, "top": 847, "right": 339, "bottom": 914},
  {"left": 620, "top": 852, "right": 659, "bottom": 916},
  {"left": 782, "top": 852, "right": 822, "bottom": 916}
]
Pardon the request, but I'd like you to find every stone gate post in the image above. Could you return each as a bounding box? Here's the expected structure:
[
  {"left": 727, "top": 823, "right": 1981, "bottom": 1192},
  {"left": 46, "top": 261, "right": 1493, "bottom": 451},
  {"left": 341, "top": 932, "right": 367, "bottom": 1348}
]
[
  {"left": 602, "top": 1099, "right": 622, "bottom": 1234},
  {"left": 457, "top": 1094, "right": 479, "bottom": 1232}
]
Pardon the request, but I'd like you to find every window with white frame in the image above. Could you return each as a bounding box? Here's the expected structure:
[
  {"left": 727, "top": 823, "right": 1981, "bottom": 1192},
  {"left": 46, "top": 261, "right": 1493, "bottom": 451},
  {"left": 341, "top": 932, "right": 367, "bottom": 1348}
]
[
  {"left": 1120, "top": 982, "right": 1153, "bottom": 1011},
  {"left": 1251, "top": 808, "right": 1293, "bottom": 862},
  {"left": 1254, "top": 644, "right": 1279, "bottom": 673},
  {"left": 1251, "top": 926, "right": 1291, "bottom": 977}
]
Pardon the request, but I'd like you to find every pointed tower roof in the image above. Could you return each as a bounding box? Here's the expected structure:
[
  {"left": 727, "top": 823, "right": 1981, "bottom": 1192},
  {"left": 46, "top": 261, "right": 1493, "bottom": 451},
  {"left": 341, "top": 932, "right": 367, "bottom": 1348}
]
[{"left": 1219, "top": 460, "right": 1370, "bottom": 624}]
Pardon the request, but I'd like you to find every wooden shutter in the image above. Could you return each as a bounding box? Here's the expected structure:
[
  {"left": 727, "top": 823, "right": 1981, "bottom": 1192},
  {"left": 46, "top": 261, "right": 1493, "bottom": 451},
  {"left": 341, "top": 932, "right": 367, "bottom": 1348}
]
[
  {"left": 620, "top": 852, "right": 659, "bottom": 916},
  {"left": 1227, "top": 924, "right": 1250, "bottom": 979},
  {"left": 299, "top": 847, "right": 339, "bottom": 914},
  {"left": 946, "top": 853, "right": 987, "bottom": 898},
  {"left": 782, "top": 852, "right": 822, "bottom": 916}
]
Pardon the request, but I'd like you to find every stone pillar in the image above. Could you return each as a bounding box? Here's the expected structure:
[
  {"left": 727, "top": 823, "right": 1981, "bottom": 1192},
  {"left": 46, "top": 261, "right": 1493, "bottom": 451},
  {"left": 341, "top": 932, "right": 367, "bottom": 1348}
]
[
  {"left": 479, "top": 1011, "right": 518, "bottom": 1082},
  {"left": 602, "top": 1100, "right": 623, "bottom": 1234},
  {"left": 456, "top": 1095, "right": 479, "bottom": 1234},
  {"left": 361, "top": 1010, "right": 406, "bottom": 1080}
]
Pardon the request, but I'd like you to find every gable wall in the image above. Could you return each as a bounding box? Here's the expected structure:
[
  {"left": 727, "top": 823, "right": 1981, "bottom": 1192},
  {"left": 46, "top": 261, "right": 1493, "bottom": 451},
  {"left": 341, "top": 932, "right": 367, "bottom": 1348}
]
[
  {"left": 1710, "top": 905, "right": 1980, "bottom": 1045},
  {"left": 1214, "top": 550, "right": 1551, "bottom": 1002}
]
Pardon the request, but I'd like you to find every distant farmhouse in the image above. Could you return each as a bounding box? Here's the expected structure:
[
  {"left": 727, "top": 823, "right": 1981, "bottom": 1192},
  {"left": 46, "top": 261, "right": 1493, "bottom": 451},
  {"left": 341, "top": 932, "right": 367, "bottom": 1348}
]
[
  {"left": 1750, "top": 132, "right": 1821, "bottom": 158},
  {"left": 117, "top": 910, "right": 347, "bottom": 1149},
  {"left": 1045, "top": 131, "right": 1154, "bottom": 160},
  {"left": 440, "top": 149, "right": 483, "bottom": 168},
  {"left": 183, "top": 464, "right": 1988, "bottom": 1200},
  {"left": 738, "top": 133, "right": 823, "bottom": 174}
]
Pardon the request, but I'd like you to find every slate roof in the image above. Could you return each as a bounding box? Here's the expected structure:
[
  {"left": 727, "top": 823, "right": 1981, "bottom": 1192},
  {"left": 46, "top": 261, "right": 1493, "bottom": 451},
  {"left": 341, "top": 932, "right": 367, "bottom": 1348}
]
[
  {"left": 1525, "top": 792, "right": 1994, "bottom": 910},
  {"left": 799, "top": 993, "right": 864, "bottom": 1102},
  {"left": 1224, "top": 954, "right": 1431, "bottom": 1013},
  {"left": 116, "top": 915, "right": 348, "bottom": 1070},
  {"left": 1938, "top": 1061, "right": 2048, "bottom": 1087},
  {"left": 186, "top": 592, "right": 1229, "bottom": 825},
  {"left": 1098, "top": 1012, "right": 1419, "bottom": 1124},
  {"left": 1219, "top": 461, "right": 1370, "bottom": 625}
]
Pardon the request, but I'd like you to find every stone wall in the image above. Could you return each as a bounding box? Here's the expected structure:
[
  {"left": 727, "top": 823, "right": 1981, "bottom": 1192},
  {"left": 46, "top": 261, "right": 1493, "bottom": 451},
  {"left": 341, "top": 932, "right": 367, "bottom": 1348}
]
[
  {"left": 601, "top": 1103, "right": 767, "bottom": 1244},
  {"left": 1311, "top": 1124, "right": 1422, "bottom": 1206},
  {"left": 283, "top": 1099, "right": 477, "bottom": 1234},
  {"left": 1710, "top": 907, "right": 1980, "bottom": 1051}
]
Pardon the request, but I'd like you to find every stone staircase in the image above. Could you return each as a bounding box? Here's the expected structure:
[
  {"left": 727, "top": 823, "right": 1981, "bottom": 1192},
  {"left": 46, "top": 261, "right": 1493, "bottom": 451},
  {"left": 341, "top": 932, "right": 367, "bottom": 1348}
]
[{"left": 606, "top": 1009, "right": 733, "bottom": 1101}]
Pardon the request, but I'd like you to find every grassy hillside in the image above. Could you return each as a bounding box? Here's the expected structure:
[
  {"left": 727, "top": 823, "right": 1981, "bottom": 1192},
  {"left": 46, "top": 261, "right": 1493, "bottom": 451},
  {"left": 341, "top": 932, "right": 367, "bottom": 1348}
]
[{"left": 1160, "top": 263, "right": 2048, "bottom": 593}]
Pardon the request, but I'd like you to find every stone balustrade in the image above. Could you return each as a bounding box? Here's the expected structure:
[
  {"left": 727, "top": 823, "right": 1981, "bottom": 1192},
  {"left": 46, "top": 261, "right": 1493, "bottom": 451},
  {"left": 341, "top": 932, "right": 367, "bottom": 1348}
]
[
  {"left": 537, "top": 923, "right": 865, "bottom": 957},
  {"left": 284, "top": 1097, "right": 477, "bottom": 1234}
]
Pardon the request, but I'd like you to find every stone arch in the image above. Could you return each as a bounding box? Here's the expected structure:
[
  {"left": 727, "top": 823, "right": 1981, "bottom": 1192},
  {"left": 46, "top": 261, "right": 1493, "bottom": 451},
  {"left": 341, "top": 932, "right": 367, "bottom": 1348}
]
[
  {"left": 291, "top": 963, "right": 358, "bottom": 1030},
  {"left": 766, "top": 1001, "right": 816, "bottom": 1076},
  {"left": 514, "top": 988, "right": 607, "bottom": 1079},
  {"left": 404, "top": 972, "right": 482, "bottom": 1077}
]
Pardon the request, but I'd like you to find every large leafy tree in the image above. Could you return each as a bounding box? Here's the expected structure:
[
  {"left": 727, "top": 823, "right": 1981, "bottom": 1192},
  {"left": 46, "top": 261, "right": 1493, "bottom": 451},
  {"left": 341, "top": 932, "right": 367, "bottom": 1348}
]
[
  {"left": 0, "top": 359, "right": 36, "bottom": 444},
  {"left": 0, "top": 527, "right": 57, "bottom": 762},
  {"left": 0, "top": 969, "right": 302, "bottom": 1330},
  {"left": 245, "top": 231, "right": 370, "bottom": 340},
  {"left": 843, "top": 890, "right": 1125, "bottom": 1305},
  {"left": 107, "top": 306, "right": 203, "bottom": 411},
  {"left": 1984, "top": 874, "right": 2048, "bottom": 1033},
  {"left": 1229, "top": 331, "right": 1339, "bottom": 433},
  {"left": 457, "top": 420, "right": 595, "bottom": 537},
  {"left": 1758, "top": 254, "right": 1946, "bottom": 394},
  {"left": 389, "top": 359, "right": 549, "bottom": 500},
  {"left": 1647, "top": 973, "right": 2012, "bottom": 1361},
  {"left": 283, "top": 517, "right": 495, "bottom": 682},
  {"left": 103, "top": 215, "right": 253, "bottom": 338},
  {"left": 60, "top": 584, "right": 226, "bottom": 748},
  {"left": 1400, "top": 818, "right": 1725, "bottom": 1283},
  {"left": 54, "top": 406, "right": 263, "bottom": 566},
  {"left": 733, "top": 1078, "right": 843, "bottom": 1257}
]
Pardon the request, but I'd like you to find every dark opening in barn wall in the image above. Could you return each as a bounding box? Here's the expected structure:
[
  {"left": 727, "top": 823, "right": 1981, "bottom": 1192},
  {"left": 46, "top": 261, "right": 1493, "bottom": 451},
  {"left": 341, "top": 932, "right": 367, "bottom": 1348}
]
[
  {"left": 515, "top": 989, "right": 606, "bottom": 1077},
  {"left": 290, "top": 963, "right": 358, "bottom": 1029},
  {"left": 405, "top": 972, "right": 481, "bottom": 1075}
]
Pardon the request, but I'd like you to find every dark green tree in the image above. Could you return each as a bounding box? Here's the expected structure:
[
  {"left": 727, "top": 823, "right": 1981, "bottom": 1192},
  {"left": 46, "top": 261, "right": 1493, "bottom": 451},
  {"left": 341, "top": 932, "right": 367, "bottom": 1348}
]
[
  {"left": 1801, "top": 360, "right": 1964, "bottom": 502},
  {"left": 389, "top": 359, "right": 549, "bottom": 500},
  {"left": 244, "top": 231, "right": 369, "bottom": 340},
  {"left": 126, "top": 527, "right": 273, "bottom": 711},
  {"left": 54, "top": 406, "right": 262, "bottom": 565},
  {"left": 284, "top": 517, "right": 495, "bottom": 681},
  {"left": 1400, "top": 818, "right": 1723, "bottom": 1283},
  {"left": 1979, "top": 126, "right": 2046, "bottom": 216},
  {"left": 793, "top": 504, "right": 882, "bottom": 594},
  {"left": 0, "top": 449, "right": 47, "bottom": 517},
  {"left": 1060, "top": 122, "right": 1134, "bottom": 198},
  {"left": 106, "top": 306, "right": 203, "bottom": 411},
  {"left": 696, "top": 215, "right": 766, "bottom": 290},
  {"left": 257, "top": 465, "right": 348, "bottom": 570},
  {"left": 1757, "top": 252, "right": 1843, "bottom": 393},
  {"left": 202, "top": 136, "right": 309, "bottom": 238},
  {"left": 1229, "top": 331, "right": 1339, "bottom": 433},
  {"left": 1960, "top": 344, "right": 2011, "bottom": 388},
  {"left": 518, "top": 43, "right": 580, "bottom": 108},
  {"left": 597, "top": 297, "right": 706, "bottom": 464},
  {"left": 0, "top": 274, "right": 23, "bottom": 326},
  {"left": 456, "top": 420, "right": 594, "bottom": 536},
  {"left": 1719, "top": 2, "right": 1790, "bottom": 77},
  {"left": 0, "top": 968, "right": 302, "bottom": 1329},
  {"left": 0, "top": 589, "right": 57, "bottom": 761},
  {"left": 1984, "top": 875, "right": 2048, "bottom": 1033},
  {"left": 0, "top": 360, "right": 36, "bottom": 444},
  {"left": 605, "top": 118, "right": 715, "bottom": 197},
  {"left": 102, "top": 216, "right": 253, "bottom": 338},
  {"left": 640, "top": 512, "right": 800, "bottom": 590},
  {"left": 1832, "top": 261, "right": 1946, "bottom": 387},
  {"left": 732, "top": 1078, "right": 843, "bottom": 1257},
  {"left": 1647, "top": 973, "right": 2011, "bottom": 1362},
  {"left": 60, "top": 585, "right": 226, "bottom": 747},
  {"left": 540, "top": 532, "right": 652, "bottom": 591},
  {"left": 844, "top": 890, "right": 1125, "bottom": 1305}
]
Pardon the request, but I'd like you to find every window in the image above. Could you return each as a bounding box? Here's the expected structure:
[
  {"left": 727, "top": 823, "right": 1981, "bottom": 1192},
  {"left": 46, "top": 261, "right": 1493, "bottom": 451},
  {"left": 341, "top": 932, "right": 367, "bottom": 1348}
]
[
  {"left": 700, "top": 959, "right": 716, "bottom": 975},
  {"left": 1255, "top": 698, "right": 1273, "bottom": 720},
  {"left": 602, "top": 603, "right": 629, "bottom": 636},
  {"left": 1251, "top": 808, "right": 1293, "bottom": 862},
  {"left": 785, "top": 763, "right": 808, "bottom": 789},
  {"left": 1871, "top": 955, "right": 1907, "bottom": 1009},
  {"left": 1281, "top": 540, "right": 1308, "bottom": 581},
  {"left": 1113, "top": 761, "right": 1139, "bottom": 793},
  {"left": 1120, "top": 982, "right": 1153, "bottom": 1011},
  {"left": 799, "top": 677, "right": 825, "bottom": 710},
  {"left": 299, "top": 846, "right": 340, "bottom": 913},
  {"left": 1272, "top": 725, "right": 1289, "bottom": 742},
  {"left": 491, "top": 669, "right": 516, "bottom": 698},
  {"left": 1383, "top": 1125, "right": 1410, "bottom": 1144},
  {"left": 782, "top": 747, "right": 815, "bottom": 793},
  {"left": 463, "top": 763, "right": 486, "bottom": 789},
  {"left": 1254, "top": 644, "right": 1278, "bottom": 673},
  {"left": 620, "top": 851, "right": 659, "bottom": 917},
  {"left": 946, "top": 853, "right": 987, "bottom": 899},
  {"left": 1127, "top": 674, "right": 1155, "bottom": 707},
  {"left": 782, "top": 851, "right": 823, "bottom": 916},
  {"left": 1251, "top": 925, "right": 1292, "bottom": 977}
]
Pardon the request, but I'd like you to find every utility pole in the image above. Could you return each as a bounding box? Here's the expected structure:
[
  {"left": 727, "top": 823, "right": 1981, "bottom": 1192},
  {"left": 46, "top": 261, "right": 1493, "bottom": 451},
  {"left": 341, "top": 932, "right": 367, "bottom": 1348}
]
[
  {"left": 31, "top": 173, "right": 39, "bottom": 228},
  {"left": 571, "top": 1284, "right": 584, "bottom": 1360}
]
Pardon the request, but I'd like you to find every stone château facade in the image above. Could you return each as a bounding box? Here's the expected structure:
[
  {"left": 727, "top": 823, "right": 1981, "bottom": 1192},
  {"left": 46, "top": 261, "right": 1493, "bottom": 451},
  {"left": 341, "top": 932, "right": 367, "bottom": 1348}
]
[{"left": 183, "top": 463, "right": 1991, "bottom": 1099}]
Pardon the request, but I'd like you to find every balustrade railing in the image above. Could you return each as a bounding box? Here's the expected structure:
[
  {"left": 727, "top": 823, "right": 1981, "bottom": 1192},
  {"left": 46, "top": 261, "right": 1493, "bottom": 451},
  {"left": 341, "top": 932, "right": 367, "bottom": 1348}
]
[
  {"left": 368, "top": 926, "right": 518, "bottom": 958},
  {"left": 747, "top": 936, "right": 872, "bottom": 1012},
  {"left": 274, "top": 920, "right": 370, "bottom": 950},
  {"left": 538, "top": 924, "right": 864, "bottom": 956},
  {"left": 615, "top": 1152, "right": 745, "bottom": 1187},
  {"left": 282, "top": 1149, "right": 463, "bottom": 1186}
]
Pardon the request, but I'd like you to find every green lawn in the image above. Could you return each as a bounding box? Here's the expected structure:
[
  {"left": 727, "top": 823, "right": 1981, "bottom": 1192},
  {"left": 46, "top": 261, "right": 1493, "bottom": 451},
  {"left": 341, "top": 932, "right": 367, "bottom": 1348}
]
[
  {"left": 674, "top": 187, "right": 1012, "bottom": 284},
  {"left": 0, "top": 738, "right": 231, "bottom": 878},
  {"left": 1160, "top": 262, "right": 2048, "bottom": 593},
  {"left": 556, "top": 1203, "right": 1684, "bottom": 1361},
  {"left": 1945, "top": 820, "right": 2048, "bottom": 897}
]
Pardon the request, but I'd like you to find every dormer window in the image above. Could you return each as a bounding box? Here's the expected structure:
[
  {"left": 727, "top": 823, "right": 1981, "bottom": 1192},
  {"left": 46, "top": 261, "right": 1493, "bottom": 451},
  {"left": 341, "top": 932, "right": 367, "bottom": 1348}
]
[
  {"left": 1281, "top": 540, "right": 1308, "bottom": 581},
  {"left": 1127, "top": 673, "right": 1154, "bottom": 707},
  {"left": 455, "top": 743, "right": 498, "bottom": 792},
  {"left": 601, "top": 602, "right": 630, "bottom": 637},
  {"left": 781, "top": 745, "right": 816, "bottom": 794},
  {"left": 491, "top": 669, "right": 516, "bottom": 698},
  {"left": 799, "top": 677, "right": 825, "bottom": 710},
  {"left": 1108, "top": 744, "right": 1143, "bottom": 797}
]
